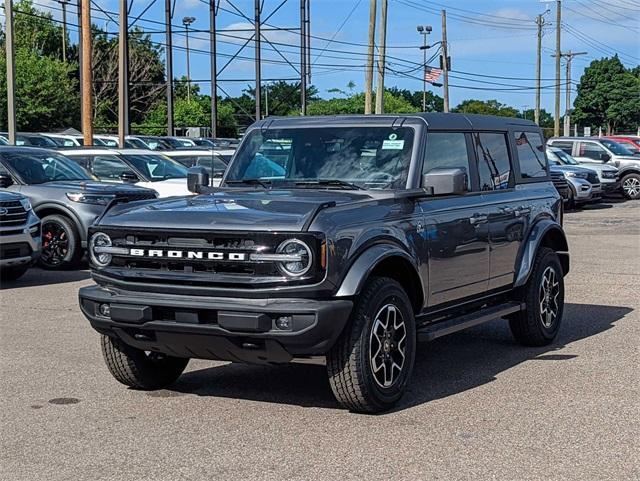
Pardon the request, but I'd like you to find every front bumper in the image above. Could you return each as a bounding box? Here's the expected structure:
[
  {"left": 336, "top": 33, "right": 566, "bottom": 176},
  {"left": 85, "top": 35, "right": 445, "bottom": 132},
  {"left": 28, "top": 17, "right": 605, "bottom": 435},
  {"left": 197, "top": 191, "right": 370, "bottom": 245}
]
[
  {"left": 79, "top": 285, "right": 353, "bottom": 364},
  {"left": 0, "top": 219, "right": 41, "bottom": 267},
  {"left": 601, "top": 180, "right": 620, "bottom": 194}
]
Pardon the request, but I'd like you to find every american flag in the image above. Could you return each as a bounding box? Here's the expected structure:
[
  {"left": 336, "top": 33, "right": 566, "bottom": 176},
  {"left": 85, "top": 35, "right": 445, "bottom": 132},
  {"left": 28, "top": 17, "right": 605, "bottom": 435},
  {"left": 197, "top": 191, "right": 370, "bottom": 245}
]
[{"left": 424, "top": 66, "right": 442, "bottom": 82}]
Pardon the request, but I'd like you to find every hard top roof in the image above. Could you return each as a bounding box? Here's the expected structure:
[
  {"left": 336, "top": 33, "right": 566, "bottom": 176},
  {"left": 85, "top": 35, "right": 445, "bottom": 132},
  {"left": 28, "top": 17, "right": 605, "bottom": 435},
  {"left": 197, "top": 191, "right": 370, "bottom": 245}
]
[{"left": 252, "top": 112, "right": 537, "bottom": 131}]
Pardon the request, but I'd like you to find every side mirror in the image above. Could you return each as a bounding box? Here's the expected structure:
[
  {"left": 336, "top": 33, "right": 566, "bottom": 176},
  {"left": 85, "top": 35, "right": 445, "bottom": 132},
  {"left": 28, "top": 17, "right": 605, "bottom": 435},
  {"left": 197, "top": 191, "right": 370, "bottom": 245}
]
[
  {"left": 599, "top": 152, "right": 611, "bottom": 162},
  {"left": 187, "top": 166, "right": 210, "bottom": 194},
  {"left": 120, "top": 171, "right": 139, "bottom": 183},
  {"left": 0, "top": 173, "right": 14, "bottom": 188},
  {"left": 423, "top": 168, "right": 467, "bottom": 196}
]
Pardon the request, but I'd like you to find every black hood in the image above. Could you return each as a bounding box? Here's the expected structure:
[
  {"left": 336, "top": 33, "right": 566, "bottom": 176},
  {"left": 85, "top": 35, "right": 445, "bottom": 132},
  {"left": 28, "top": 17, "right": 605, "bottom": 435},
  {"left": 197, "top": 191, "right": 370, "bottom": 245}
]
[
  {"left": 99, "top": 188, "right": 374, "bottom": 231},
  {"left": 39, "top": 180, "right": 153, "bottom": 194}
]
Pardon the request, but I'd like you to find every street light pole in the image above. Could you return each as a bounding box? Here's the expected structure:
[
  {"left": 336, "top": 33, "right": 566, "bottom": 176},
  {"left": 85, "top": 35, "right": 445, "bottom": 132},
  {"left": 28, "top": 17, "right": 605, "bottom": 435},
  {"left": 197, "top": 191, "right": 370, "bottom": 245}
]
[
  {"left": 58, "top": 0, "right": 70, "bottom": 62},
  {"left": 417, "top": 25, "right": 432, "bottom": 112},
  {"left": 182, "top": 16, "right": 196, "bottom": 102}
]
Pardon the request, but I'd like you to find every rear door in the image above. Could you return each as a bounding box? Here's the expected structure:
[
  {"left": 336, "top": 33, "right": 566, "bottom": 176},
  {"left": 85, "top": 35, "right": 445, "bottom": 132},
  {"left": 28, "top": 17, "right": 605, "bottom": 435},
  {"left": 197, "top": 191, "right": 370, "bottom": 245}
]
[
  {"left": 419, "top": 131, "right": 490, "bottom": 306},
  {"left": 474, "top": 131, "right": 526, "bottom": 290}
]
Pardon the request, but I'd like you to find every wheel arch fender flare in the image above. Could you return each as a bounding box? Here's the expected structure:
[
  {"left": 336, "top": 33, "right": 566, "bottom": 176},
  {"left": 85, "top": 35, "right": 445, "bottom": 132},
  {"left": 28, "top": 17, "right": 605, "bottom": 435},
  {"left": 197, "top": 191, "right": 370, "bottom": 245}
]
[
  {"left": 335, "top": 244, "right": 424, "bottom": 311},
  {"left": 33, "top": 202, "right": 85, "bottom": 241},
  {"left": 514, "top": 219, "right": 569, "bottom": 288}
]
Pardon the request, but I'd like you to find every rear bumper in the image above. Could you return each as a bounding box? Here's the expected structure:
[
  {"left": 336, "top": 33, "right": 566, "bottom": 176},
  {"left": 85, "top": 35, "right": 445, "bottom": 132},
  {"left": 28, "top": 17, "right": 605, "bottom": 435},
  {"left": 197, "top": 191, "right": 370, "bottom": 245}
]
[{"left": 79, "top": 285, "right": 353, "bottom": 364}]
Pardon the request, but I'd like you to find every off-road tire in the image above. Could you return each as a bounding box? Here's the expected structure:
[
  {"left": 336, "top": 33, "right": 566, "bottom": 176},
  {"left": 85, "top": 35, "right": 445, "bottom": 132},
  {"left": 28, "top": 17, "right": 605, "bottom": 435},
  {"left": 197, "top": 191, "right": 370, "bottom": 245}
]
[
  {"left": 101, "top": 335, "right": 189, "bottom": 390},
  {"left": 509, "top": 247, "right": 564, "bottom": 346},
  {"left": 38, "top": 214, "right": 83, "bottom": 269},
  {"left": 0, "top": 264, "right": 29, "bottom": 282},
  {"left": 621, "top": 173, "right": 640, "bottom": 200},
  {"left": 327, "top": 277, "right": 416, "bottom": 413}
]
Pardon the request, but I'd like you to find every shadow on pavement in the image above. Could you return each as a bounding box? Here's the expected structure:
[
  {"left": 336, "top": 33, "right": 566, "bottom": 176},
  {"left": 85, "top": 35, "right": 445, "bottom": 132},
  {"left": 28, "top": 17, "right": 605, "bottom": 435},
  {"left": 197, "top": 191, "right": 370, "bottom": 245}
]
[
  {"left": 169, "top": 302, "right": 632, "bottom": 412},
  {"left": 0, "top": 266, "right": 90, "bottom": 290}
]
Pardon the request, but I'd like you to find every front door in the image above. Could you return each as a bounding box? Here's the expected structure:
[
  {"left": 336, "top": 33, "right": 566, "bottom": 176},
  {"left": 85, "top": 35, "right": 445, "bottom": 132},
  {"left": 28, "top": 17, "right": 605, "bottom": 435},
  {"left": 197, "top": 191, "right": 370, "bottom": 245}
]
[{"left": 419, "top": 131, "right": 490, "bottom": 306}]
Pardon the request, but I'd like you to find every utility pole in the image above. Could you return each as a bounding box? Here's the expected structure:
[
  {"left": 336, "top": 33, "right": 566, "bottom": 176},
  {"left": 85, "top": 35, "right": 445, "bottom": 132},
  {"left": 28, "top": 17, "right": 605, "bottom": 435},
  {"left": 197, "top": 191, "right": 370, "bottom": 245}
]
[
  {"left": 165, "top": 0, "right": 174, "bottom": 136},
  {"left": 182, "top": 16, "right": 196, "bottom": 102},
  {"left": 210, "top": 0, "right": 218, "bottom": 138},
  {"left": 255, "top": 0, "right": 262, "bottom": 121},
  {"left": 118, "top": 0, "right": 130, "bottom": 148},
  {"left": 77, "top": 0, "right": 83, "bottom": 123},
  {"left": 554, "top": 0, "right": 561, "bottom": 137},
  {"left": 300, "top": 0, "right": 307, "bottom": 115},
  {"left": 81, "top": 0, "right": 93, "bottom": 145},
  {"left": 364, "top": 0, "right": 376, "bottom": 115},
  {"left": 5, "top": 0, "right": 16, "bottom": 145},
  {"left": 559, "top": 50, "right": 587, "bottom": 136},
  {"left": 417, "top": 25, "right": 432, "bottom": 112},
  {"left": 305, "top": 0, "right": 311, "bottom": 87},
  {"left": 374, "top": 0, "right": 388, "bottom": 114},
  {"left": 58, "top": 0, "right": 70, "bottom": 62},
  {"left": 535, "top": 13, "right": 545, "bottom": 125},
  {"left": 441, "top": 9, "right": 450, "bottom": 113}
]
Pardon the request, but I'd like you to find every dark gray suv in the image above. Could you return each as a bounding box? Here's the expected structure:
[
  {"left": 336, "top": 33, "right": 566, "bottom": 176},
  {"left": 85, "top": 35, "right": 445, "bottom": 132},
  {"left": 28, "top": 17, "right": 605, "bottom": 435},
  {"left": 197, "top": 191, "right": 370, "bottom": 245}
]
[
  {"left": 79, "top": 114, "right": 569, "bottom": 412},
  {"left": 0, "top": 147, "right": 158, "bottom": 269}
]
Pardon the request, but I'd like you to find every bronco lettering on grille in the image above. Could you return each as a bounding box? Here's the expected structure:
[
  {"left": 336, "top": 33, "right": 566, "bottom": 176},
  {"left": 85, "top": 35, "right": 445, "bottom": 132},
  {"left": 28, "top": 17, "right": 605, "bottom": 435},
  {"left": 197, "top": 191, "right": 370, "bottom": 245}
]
[{"left": 129, "top": 249, "right": 247, "bottom": 261}]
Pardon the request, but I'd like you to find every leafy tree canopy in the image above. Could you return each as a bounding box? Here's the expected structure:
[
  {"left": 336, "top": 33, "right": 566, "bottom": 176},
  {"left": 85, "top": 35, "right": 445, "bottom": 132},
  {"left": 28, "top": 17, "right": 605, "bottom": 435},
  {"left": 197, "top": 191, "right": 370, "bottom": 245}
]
[
  {"left": 452, "top": 99, "right": 519, "bottom": 117},
  {"left": 572, "top": 56, "right": 640, "bottom": 134}
]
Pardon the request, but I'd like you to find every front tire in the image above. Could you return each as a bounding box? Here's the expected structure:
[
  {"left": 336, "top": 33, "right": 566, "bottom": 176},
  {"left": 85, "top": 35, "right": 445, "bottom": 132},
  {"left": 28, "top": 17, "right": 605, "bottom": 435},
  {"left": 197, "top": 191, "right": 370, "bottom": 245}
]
[
  {"left": 101, "top": 335, "right": 189, "bottom": 390},
  {"left": 621, "top": 173, "right": 640, "bottom": 200},
  {"left": 509, "top": 247, "right": 565, "bottom": 346},
  {"left": 327, "top": 277, "right": 416, "bottom": 413},
  {"left": 39, "top": 214, "right": 82, "bottom": 269}
]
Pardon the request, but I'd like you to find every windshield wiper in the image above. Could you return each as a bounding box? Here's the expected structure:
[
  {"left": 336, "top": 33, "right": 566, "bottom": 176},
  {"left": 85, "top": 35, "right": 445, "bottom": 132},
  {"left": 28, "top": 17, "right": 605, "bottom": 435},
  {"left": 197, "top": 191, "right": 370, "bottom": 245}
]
[
  {"left": 294, "top": 179, "right": 364, "bottom": 190},
  {"left": 225, "top": 179, "right": 271, "bottom": 188}
]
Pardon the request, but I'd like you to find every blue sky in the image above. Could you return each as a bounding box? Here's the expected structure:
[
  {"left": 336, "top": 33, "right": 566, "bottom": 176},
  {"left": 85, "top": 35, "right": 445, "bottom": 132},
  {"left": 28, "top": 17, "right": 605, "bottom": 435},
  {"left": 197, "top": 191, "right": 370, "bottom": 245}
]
[{"left": 32, "top": 0, "right": 640, "bottom": 113}]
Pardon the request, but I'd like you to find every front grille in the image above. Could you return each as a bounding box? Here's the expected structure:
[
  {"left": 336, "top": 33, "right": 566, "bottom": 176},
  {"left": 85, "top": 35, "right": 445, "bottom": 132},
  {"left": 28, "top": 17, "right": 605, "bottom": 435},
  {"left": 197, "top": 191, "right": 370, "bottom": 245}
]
[
  {"left": 0, "top": 242, "right": 31, "bottom": 260},
  {"left": 550, "top": 172, "right": 570, "bottom": 197},
  {"left": 0, "top": 201, "right": 28, "bottom": 227},
  {"left": 586, "top": 172, "right": 599, "bottom": 184},
  {"left": 94, "top": 228, "right": 325, "bottom": 289},
  {"left": 115, "top": 191, "right": 157, "bottom": 202}
]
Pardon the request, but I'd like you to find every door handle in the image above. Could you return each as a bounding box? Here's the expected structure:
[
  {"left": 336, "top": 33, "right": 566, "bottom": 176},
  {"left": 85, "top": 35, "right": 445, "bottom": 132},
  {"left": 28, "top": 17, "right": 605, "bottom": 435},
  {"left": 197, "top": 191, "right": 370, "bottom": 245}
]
[
  {"left": 469, "top": 214, "right": 488, "bottom": 225},
  {"left": 514, "top": 206, "right": 531, "bottom": 216}
]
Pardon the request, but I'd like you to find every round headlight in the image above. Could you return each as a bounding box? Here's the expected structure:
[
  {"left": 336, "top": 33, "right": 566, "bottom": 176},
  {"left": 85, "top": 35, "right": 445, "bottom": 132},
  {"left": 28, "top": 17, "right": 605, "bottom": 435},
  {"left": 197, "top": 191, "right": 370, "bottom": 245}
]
[
  {"left": 89, "top": 232, "right": 113, "bottom": 267},
  {"left": 276, "top": 239, "right": 312, "bottom": 277}
]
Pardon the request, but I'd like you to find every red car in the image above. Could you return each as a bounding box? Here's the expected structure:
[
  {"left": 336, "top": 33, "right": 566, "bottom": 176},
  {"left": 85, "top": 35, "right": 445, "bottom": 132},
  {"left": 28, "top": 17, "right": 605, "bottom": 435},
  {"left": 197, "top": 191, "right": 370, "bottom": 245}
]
[{"left": 604, "top": 136, "right": 640, "bottom": 155}]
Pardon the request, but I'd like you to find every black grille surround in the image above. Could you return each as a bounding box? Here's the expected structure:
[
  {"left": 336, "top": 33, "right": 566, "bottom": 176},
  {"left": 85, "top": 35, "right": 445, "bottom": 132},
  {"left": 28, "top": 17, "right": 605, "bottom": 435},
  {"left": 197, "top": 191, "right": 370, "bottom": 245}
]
[
  {"left": 90, "top": 227, "right": 326, "bottom": 290},
  {"left": 0, "top": 200, "right": 28, "bottom": 228},
  {"left": 550, "top": 171, "right": 570, "bottom": 199}
]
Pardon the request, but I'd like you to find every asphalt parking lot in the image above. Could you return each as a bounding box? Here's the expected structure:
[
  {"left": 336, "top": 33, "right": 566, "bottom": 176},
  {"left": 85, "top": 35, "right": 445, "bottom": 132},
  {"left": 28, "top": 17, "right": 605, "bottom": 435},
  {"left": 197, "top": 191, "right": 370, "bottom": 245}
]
[{"left": 1, "top": 200, "right": 638, "bottom": 481}]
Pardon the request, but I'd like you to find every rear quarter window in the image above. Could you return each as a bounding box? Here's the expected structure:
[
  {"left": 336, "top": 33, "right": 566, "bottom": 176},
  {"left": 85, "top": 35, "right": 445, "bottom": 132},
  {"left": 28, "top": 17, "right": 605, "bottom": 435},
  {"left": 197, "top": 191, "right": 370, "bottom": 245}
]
[{"left": 515, "top": 131, "right": 548, "bottom": 179}]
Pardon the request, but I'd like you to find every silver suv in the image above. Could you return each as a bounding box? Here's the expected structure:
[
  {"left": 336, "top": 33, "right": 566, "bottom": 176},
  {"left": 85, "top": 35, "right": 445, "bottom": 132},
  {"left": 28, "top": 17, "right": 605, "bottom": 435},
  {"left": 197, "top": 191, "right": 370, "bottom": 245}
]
[
  {"left": 547, "top": 137, "right": 640, "bottom": 199},
  {"left": 0, "top": 190, "right": 41, "bottom": 281}
]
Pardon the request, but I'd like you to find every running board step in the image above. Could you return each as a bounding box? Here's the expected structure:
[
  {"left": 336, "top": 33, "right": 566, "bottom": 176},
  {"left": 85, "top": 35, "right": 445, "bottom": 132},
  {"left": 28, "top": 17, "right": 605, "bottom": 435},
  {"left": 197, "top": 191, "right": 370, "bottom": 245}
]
[{"left": 417, "top": 302, "right": 525, "bottom": 342}]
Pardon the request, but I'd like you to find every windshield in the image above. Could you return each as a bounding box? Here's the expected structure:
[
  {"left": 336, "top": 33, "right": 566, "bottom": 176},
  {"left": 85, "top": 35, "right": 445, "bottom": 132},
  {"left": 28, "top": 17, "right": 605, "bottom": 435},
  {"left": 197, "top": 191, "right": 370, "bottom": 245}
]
[
  {"left": 225, "top": 127, "right": 415, "bottom": 189},
  {"left": 125, "top": 138, "right": 149, "bottom": 149},
  {"left": 121, "top": 154, "right": 187, "bottom": 181},
  {"left": 0, "top": 151, "right": 95, "bottom": 184},
  {"left": 548, "top": 148, "right": 579, "bottom": 165},
  {"left": 600, "top": 139, "right": 635, "bottom": 156}
]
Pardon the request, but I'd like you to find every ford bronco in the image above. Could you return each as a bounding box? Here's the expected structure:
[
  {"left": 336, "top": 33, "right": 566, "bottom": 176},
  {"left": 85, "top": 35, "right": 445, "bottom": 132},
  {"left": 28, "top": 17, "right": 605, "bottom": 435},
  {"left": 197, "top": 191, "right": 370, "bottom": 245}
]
[{"left": 79, "top": 113, "right": 569, "bottom": 413}]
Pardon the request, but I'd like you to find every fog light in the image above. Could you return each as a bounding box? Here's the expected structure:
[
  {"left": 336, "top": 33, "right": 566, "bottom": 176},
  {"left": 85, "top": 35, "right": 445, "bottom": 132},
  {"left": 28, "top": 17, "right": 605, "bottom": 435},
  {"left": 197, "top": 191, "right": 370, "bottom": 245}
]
[
  {"left": 275, "top": 316, "right": 292, "bottom": 330},
  {"left": 99, "top": 303, "right": 111, "bottom": 317}
]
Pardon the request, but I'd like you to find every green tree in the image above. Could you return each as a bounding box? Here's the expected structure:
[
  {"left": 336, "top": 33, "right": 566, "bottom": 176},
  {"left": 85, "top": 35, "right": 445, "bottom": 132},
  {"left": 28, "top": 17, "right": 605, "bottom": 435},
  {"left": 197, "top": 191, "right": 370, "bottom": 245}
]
[
  {"left": 521, "top": 108, "right": 554, "bottom": 128},
  {"left": 307, "top": 90, "right": 419, "bottom": 115},
  {"left": 387, "top": 87, "right": 444, "bottom": 112},
  {"left": 0, "top": 49, "right": 79, "bottom": 131},
  {"left": 573, "top": 56, "right": 640, "bottom": 134},
  {"left": 453, "top": 99, "right": 519, "bottom": 117},
  {"left": 10, "top": 0, "right": 69, "bottom": 60}
]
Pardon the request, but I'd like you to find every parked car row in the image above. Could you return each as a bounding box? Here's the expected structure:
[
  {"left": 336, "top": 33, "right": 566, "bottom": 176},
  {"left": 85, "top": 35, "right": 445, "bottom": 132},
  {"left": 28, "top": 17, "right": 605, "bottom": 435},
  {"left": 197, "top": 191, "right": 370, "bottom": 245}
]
[{"left": 0, "top": 130, "right": 638, "bottom": 281}]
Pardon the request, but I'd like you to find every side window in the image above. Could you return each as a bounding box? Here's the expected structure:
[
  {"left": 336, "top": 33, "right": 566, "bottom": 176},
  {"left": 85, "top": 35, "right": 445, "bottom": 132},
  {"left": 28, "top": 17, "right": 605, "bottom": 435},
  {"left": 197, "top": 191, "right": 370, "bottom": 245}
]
[
  {"left": 67, "top": 155, "right": 91, "bottom": 170},
  {"left": 579, "top": 142, "right": 606, "bottom": 160},
  {"left": 550, "top": 141, "right": 573, "bottom": 155},
  {"left": 91, "top": 155, "right": 131, "bottom": 180},
  {"left": 423, "top": 132, "right": 471, "bottom": 190},
  {"left": 473, "top": 132, "right": 511, "bottom": 191},
  {"left": 514, "top": 131, "right": 547, "bottom": 178}
]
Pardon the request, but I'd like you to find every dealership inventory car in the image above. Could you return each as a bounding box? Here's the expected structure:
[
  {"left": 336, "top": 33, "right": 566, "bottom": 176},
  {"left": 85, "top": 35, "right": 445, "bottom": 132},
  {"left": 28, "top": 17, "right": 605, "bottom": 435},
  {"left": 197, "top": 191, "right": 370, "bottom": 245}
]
[
  {"left": 93, "top": 135, "right": 151, "bottom": 149},
  {"left": 60, "top": 148, "right": 192, "bottom": 197},
  {"left": 163, "top": 149, "right": 234, "bottom": 186},
  {"left": 603, "top": 136, "right": 640, "bottom": 155},
  {"left": 0, "top": 190, "right": 41, "bottom": 281},
  {"left": 546, "top": 148, "right": 603, "bottom": 208},
  {"left": 547, "top": 137, "right": 640, "bottom": 199},
  {"left": 546, "top": 146, "right": 618, "bottom": 197},
  {"left": 79, "top": 113, "right": 569, "bottom": 413},
  {"left": 1, "top": 132, "right": 59, "bottom": 148},
  {"left": 0, "top": 147, "right": 157, "bottom": 269}
]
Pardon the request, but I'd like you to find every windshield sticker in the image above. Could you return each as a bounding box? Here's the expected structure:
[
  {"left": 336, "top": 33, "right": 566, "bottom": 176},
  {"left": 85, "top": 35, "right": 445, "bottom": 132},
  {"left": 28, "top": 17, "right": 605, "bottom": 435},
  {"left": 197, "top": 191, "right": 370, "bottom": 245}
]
[{"left": 382, "top": 139, "right": 405, "bottom": 150}]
